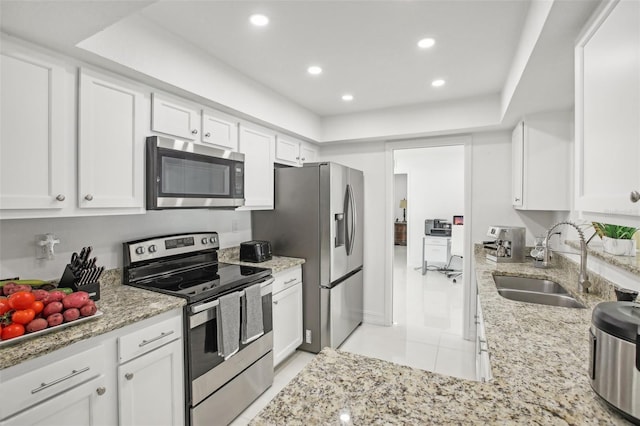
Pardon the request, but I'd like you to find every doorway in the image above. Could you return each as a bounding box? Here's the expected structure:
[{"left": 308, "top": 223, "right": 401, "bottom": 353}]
[{"left": 384, "top": 135, "right": 473, "bottom": 340}]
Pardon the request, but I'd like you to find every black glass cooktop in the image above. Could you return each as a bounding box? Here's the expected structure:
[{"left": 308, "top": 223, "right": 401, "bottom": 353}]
[{"left": 130, "top": 262, "right": 271, "bottom": 304}]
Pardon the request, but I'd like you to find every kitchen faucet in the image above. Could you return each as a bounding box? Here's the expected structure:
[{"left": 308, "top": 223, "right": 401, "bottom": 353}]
[{"left": 536, "top": 221, "right": 592, "bottom": 293}]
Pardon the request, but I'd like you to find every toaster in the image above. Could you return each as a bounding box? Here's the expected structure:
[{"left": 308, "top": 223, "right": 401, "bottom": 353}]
[{"left": 239, "top": 240, "right": 272, "bottom": 263}]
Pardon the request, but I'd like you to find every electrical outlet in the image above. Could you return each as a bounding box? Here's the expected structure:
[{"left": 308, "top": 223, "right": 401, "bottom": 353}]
[
  {"left": 232, "top": 220, "right": 239, "bottom": 233},
  {"left": 305, "top": 329, "right": 312, "bottom": 343}
]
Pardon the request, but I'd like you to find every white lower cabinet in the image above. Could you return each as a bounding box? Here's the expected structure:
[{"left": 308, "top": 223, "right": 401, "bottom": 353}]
[
  {"left": 1, "top": 375, "right": 109, "bottom": 426},
  {"left": 272, "top": 266, "right": 303, "bottom": 366},
  {"left": 118, "top": 339, "right": 184, "bottom": 426},
  {"left": 475, "top": 295, "right": 492, "bottom": 382},
  {"left": 0, "top": 309, "right": 183, "bottom": 426}
]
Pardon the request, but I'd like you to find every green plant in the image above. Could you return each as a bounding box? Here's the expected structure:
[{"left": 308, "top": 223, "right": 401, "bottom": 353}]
[{"left": 592, "top": 222, "right": 638, "bottom": 240}]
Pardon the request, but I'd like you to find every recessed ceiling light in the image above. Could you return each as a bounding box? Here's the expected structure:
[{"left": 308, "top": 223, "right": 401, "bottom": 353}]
[
  {"left": 341, "top": 94, "right": 354, "bottom": 101},
  {"left": 307, "top": 66, "right": 322, "bottom": 75},
  {"left": 432, "top": 79, "right": 445, "bottom": 87},
  {"left": 249, "top": 14, "right": 269, "bottom": 26},
  {"left": 417, "top": 38, "right": 435, "bottom": 49}
]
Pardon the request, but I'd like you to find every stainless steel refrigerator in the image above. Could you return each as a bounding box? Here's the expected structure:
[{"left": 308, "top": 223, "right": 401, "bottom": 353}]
[{"left": 252, "top": 162, "right": 364, "bottom": 353}]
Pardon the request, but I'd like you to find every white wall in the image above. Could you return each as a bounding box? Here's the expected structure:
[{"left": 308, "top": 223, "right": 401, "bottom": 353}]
[
  {"left": 395, "top": 146, "right": 465, "bottom": 267},
  {"left": 470, "top": 130, "right": 562, "bottom": 246},
  {"left": 393, "top": 174, "right": 407, "bottom": 223},
  {"left": 319, "top": 142, "right": 387, "bottom": 324},
  {"left": 0, "top": 210, "right": 251, "bottom": 281}
]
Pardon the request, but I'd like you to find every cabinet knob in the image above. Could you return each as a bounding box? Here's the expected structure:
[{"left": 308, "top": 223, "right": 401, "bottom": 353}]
[
  {"left": 85, "top": 194, "right": 93, "bottom": 201},
  {"left": 192, "top": 129, "right": 198, "bottom": 135},
  {"left": 205, "top": 132, "right": 211, "bottom": 138},
  {"left": 514, "top": 197, "right": 520, "bottom": 202},
  {"left": 301, "top": 157, "right": 305, "bottom": 161},
  {"left": 273, "top": 300, "right": 278, "bottom": 305},
  {"left": 296, "top": 156, "right": 300, "bottom": 160},
  {"left": 55, "top": 194, "right": 66, "bottom": 202},
  {"left": 631, "top": 190, "right": 640, "bottom": 203},
  {"left": 125, "top": 373, "right": 134, "bottom": 380},
  {"left": 96, "top": 387, "right": 106, "bottom": 396}
]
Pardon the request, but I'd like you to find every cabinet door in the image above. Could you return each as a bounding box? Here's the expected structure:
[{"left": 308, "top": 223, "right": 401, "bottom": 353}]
[
  {"left": 275, "top": 136, "right": 300, "bottom": 166},
  {"left": 78, "top": 69, "right": 145, "bottom": 208},
  {"left": 118, "top": 339, "right": 184, "bottom": 426},
  {"left": 0, "top": 375, "right": 109, "bottom": 426},
  {"left": 0, "top": 50, "right": 70, "bottom": 209},
  {"left": 273, "top": 283, "right": 303, "bottom": 366},
  {"left": 238, "top": 124, "right": 275, "bottom": 210},
  {"left": 511, "top": 121, "right": 524, "bottom": 208},
  {"left": 299, "top": 143, "right": 318, "bottom": 164},
  {"left": 201, "top": 109, "right": 238, "bottom": 151},
  {"left": 576, "top": 0, "right": 640, "bottom": 216},
  {"left": 151, "top": 93, "right": 200, "bottom": 140}
]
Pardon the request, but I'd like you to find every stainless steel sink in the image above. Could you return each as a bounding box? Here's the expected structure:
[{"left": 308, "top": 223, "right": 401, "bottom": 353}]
[
  {"left": 493, "top": 275, "right": 586, "bottom": 309},
  {"left": 493, "top": 275, "right": 569, "bottom": 294}
]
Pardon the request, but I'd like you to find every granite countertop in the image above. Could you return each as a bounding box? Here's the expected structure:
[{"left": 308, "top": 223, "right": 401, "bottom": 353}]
[
  {"left": 218, "top": 247, "right": 305, "bottom": 273},
  {"left": 0, "top": 269, "right": 186, "bottom": 370},
  {"left": 567, "top": 239, "right": 640, "bottom": 277},
  {"left": 252, "top": 248, "right": 629, "bottom": 425}
]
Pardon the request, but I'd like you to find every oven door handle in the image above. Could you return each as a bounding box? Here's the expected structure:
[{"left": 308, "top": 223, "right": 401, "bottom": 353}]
[{"left": 189, "top": 276, "right": 274, "bottom": 314}]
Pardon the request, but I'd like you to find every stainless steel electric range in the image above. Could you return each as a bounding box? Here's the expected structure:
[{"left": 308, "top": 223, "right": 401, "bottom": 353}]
[{"left": 123, "top": 232, "right": 274, "bottom": 426}]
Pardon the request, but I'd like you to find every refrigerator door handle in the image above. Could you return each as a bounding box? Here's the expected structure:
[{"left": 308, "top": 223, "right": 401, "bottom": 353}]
[{"left": 346, "top": 184, "right": 357, "bottom": 255}]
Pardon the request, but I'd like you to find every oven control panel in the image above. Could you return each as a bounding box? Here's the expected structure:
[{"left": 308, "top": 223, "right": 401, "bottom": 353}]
[{"left": 125, "top": 232, "right": 219, "bottom": 263}]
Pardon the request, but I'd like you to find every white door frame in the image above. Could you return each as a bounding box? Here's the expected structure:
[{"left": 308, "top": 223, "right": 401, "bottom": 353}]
[{"left": 384, "top": 135, "right": 473, "bottom": 340}]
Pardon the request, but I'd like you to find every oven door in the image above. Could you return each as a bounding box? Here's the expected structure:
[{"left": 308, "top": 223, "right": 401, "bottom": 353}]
[
  {"left": 146, "top": 136, "right": 245, "bottom": 209},
  {"left": 187, "top": 278, "right": 273, "bottom": 407}
]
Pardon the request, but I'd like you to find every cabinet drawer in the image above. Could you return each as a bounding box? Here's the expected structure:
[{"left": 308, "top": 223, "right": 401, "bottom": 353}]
[
  {"left": 0, "top": 345, "right": 104, "bottom": 420},
  {"left": 272, "top": 266, "right": 302, "bottom": 294},
  {"left": 118, "top": 315, "right": 182, "bottom": 363}
]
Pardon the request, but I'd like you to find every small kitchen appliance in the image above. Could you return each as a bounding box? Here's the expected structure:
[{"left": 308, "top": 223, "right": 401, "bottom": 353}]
[
  {"left": 484, "top": 226, "right": 526, "bottom": 263},
  {"left": 122, "top": 232, "right": 274, "bottom": 426},
  {"left": 146, "top": 136, "right": 245, "bottom": 210},
  {"left": 425, "top": 219, "right": 452, "bottom": 236},
  {"left": 590, "top": 301, "right": 640, "bottom": 424},
  {"left": 240, "top": 240, "right": 273, "bottom": 263}
]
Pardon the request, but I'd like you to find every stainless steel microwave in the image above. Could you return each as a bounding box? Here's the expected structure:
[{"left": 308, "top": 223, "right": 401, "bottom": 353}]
[{"left": 146, "top": 136, "right": 244, "bottom": 209}]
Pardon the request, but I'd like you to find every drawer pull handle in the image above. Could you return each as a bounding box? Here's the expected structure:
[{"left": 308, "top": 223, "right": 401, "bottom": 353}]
[
  {"left": 96, "top": 386, "right": 106, "bottom": 396},
  {"left": 284, "top": 278, "right": 297, "bottom": 285},
  {"left": 31, "top": 367, "right": 90, "bottom": 394},
  {"left": 139, "top": 330, "right": 174, "bottom": 347},
  {"left": 125, "top": 373, "right": 134, "bottom": 380}
]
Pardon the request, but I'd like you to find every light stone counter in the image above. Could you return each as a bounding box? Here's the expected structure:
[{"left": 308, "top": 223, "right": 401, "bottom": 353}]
[
  {"left": 0, "top": 269, "right": 185, "bottom": 370},
  {"left": 218, "top": 247, "right": 305, "bottom": 273},
  {"left": 251, "top": 247, "right": 630, "bottom": 425}
]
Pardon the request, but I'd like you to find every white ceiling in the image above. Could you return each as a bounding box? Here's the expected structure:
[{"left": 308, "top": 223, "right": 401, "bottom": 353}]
[{"left": 0, "top": 0, "right": 599, "bottom": 121}]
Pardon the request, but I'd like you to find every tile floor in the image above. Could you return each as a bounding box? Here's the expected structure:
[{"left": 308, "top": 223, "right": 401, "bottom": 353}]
[{"left": 231, "top": 245, "right": 474, "bottom": 425}]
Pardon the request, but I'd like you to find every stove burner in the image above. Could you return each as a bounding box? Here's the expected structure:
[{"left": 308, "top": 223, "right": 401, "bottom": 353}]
[{"left": 156, "top": 275, "right": 183, "bottom": 287}]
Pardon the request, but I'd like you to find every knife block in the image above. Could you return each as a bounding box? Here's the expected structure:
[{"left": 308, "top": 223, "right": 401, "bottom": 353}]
[{"left": 58, "top": 264, "right": 101, "bottom": 301}]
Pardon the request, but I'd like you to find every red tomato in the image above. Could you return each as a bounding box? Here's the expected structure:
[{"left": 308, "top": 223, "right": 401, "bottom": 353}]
[
  {"left": 0, "top": 298, "right": 11, "bottom": 315},
  {"left": 31, "top": 300, "right": 44, "bottom": 315},
  {"left": 8, "top": 291, "right": 36, "bottom": 310},
  {"left": 12, "top": 309, "right": 35, "bottom": 325},
  {"left": 1, "top": 323, "right": 25, "bottom": 340}
]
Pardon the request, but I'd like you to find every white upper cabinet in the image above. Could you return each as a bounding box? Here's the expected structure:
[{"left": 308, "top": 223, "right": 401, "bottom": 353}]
[
  {"left": 511, "top": 110, "right": 572, "bottom": 211},
  {"left": 576, "top": 0, "right": 640, "bottom": 218},
  {"left": 0, "top": 47, "right": 71, "bottom": 210},
  {"left": 238, "top": 123, "right": 275, "bottom": 210},
  {"left": 78, "top": 68, "right": 147, "bottom": 209},
  {"left": 151, "top": 93, "right": 200, "bottom": 141},
  {"left": 201, "top": 109, "right": 238, "bottom": 151},
  {"left": 275, "top": 135, "right": 318, "bottom": 166}
]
